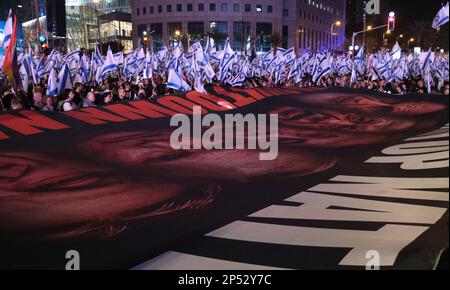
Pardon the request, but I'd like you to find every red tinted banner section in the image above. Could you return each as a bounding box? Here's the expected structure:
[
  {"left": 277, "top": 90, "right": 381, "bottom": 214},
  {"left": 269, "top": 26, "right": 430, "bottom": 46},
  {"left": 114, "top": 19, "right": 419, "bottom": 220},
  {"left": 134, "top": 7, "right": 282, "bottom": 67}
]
[{"left": 0, "top": 87, "right": 448, "bottom": 270}]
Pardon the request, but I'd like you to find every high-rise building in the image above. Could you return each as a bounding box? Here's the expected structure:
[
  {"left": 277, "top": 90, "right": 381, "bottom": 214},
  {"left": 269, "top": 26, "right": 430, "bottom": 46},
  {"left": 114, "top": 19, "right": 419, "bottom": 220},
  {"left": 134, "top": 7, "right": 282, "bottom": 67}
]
[
  {"left": 130, "top": 0, "right": 347, "bottom": 53},
  {"left": 65, "top": 0, "right": 132, "bottom": 52}
]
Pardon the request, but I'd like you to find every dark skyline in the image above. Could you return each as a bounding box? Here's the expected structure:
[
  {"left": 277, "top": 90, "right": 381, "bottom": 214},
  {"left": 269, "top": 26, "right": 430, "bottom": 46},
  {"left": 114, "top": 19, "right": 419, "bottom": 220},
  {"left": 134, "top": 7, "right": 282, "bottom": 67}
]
[
  {"left": 1, "top": 1, "right": 447, "bottom": 26},
  {"left": 389, "top": 0, "right": 447, "bottom": 24}
]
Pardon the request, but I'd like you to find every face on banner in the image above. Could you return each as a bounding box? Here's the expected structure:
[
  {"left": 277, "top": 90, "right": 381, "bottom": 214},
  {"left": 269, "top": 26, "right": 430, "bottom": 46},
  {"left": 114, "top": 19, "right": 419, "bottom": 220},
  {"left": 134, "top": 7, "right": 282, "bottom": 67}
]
[
  {"left": 289, "top": 92, "right": 446, "bottom": 116},
  {"left": 268, "top": 93, "right": 446, "bottom": 147},
  {"left": 0, "top": 152, "right": 217, "bottom": 239},
  {"left": 77, "top": 130, "right": 337, "bottom": 182}
]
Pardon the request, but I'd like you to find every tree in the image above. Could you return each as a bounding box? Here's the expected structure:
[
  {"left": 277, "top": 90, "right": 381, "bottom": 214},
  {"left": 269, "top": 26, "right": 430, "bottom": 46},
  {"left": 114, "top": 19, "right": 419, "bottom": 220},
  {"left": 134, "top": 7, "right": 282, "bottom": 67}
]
[
  {"left": 407, "top": 21, "right": 437, "bottom": 48},
  {"left": 268, "top": 32, "right": 281, "bottom": 53}
]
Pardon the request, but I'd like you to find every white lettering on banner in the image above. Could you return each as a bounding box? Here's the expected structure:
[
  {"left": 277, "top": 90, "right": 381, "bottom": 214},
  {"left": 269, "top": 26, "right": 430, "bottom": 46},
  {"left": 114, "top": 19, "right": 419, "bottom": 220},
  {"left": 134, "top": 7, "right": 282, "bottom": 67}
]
[
  {"left": 132, "top": 251, "right": 287, "bottom": 270},
  {"left": 381, "top": 141, "right": 448, "bottom": 155},
  {"left": 309, "top": 176, "right": 449, "bottom": 201},
  {"left": 367, "top": 124, "right": 449, "bottom": 170},
  {"left": 250, "top": 191, "right": 447, "bottom": 224},
  {"left": 206, "top": 221, "right": 428, "bottom": 266},
  {"left": 366, "top": 151, "right": 449, "bottom": 170}
]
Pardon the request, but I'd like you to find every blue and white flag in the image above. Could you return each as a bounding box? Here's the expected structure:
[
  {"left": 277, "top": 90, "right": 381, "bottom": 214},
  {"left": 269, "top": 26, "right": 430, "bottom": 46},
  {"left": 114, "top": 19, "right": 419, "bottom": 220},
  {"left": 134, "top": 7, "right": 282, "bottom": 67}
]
[
  {"left": 218, "top": 39, "right": 236, "bottom": 82},
  {"left": 19, "top": 62, "right": 29, "bottom": 90},
  {"left": 192, "top": 53, "right": 207, "bottom": 94},
  {"left": 312, "top": 55, "right": 332, "bottom": 84},
  {"left": 96, "top": 46, "right": 117, "bottom": 83},
  {"left": 46, "top": 67, "right": 59, "bottom": 97},
  {"left": 354, "top": 46, "right": 366, "bottom": 76},
  {"left": 1, "top": 9, "right": 13, "bottom": 49},
  {"left": 432, "top": 2, "right": 449, "bottom": 31},
  {"left": 156, "top": 46, "right": 168, "bottom": 63},
  {"left": 282, "top": 47, "right": 296, "bottom": 66},
  {"left": 57, "top": 63, "right": 73, "bottom": 94},
  {"left": 93, "top": 43, "right": 104, "bottom": 67},
  {"left": 350, "top": 62, "right": 357, "bottom": 85},
  {"left": 143, "top": 49, "right": 153, "bottom": 80},
  {"left": 390, "top": 42, "right": 402, "bottom": 60},
  {"left": 73, "top": 54, "right": 89, "bottom": 84},
  {"left": 167, "top": 65, "right": 191, "bottom": 92},
  {"left": 419, "top": 49, "right": 435, "bottom": 75},
  {"left": 388, "top": 57, "right": 409, "bottom": 83},
  {"left": 64, "top": 50, "right": 82, "bottom": 77}
]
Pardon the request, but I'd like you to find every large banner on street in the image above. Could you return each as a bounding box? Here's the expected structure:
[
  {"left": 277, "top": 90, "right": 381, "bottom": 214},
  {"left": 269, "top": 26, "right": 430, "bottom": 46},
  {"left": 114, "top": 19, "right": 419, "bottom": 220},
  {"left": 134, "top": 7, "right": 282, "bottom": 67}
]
[{"left": 0, "top": 86, "right": 448, "bottom": 269}]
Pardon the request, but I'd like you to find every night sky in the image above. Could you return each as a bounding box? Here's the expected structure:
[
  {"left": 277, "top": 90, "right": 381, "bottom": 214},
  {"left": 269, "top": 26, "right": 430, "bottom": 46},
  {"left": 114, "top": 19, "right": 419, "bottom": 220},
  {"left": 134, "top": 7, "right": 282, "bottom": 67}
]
[{"left": 389, "top": 0, "right": 447, "bottom": 24}]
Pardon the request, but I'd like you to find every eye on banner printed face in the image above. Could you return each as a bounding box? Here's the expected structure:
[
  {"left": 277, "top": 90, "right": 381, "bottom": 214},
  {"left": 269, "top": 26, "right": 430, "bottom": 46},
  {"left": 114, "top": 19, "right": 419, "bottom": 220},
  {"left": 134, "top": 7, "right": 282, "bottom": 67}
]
[{"left": 0, "top": 86, "right": 448, "bottom": 270}]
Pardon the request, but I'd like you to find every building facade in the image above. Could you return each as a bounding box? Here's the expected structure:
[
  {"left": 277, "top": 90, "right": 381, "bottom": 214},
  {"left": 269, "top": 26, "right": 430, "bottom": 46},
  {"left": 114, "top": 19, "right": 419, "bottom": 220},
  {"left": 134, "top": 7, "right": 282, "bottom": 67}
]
[
  {"left": 130, "top": 0, "right": 346, "bottom": 53},
  {"left": 65, "top": 0, "right": 132, "bottom": 52}
]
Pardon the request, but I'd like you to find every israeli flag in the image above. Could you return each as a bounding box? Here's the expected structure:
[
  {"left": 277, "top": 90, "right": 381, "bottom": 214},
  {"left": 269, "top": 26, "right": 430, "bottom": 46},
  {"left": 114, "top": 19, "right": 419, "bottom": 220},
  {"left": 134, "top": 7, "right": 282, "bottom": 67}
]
[
  {"left": 192, "top": 54, "right": 207, "bottom": 94},
  {"left": 1, "top": 9, "right": 13, "bottom": 49},
  {"left": 218, "top": 39, "right": 236, "bottom": 81},
  {"left": 390, "top": 42, "right": 402, "bottom": 60},
  {"left": 93, "top": 43, "right": 104, "bottom": 67},
  {"left": 354, "top": 46, "right": 366, "bottom": 76},
  {"left": 143, "top": 50, "right": 153, "bottom": 80},
  {"left": 419, "top": 49, "right": 435, "bottom": 75},
  {"left": 312, "top": 56, "right": 331, "bottom": 84},
  {"left": 432, "top": 2, "right": 449, "bottom": 31},
  {"left": 282, "top": 47, "right": 296, "bottom": 66},
  {"left": 350, "top": 62, "right": 357, "bottom": 85},
  {"left": 19, "top": 63, "right": 29, "bottom": 90},
  {"left": 46, "top": 67, "right": 59, "bottom": 96},
  {"left": 97, "top": 46, "right": 117, "bottom": 83},
  {"left": 58, "top": 63, "right": 73, "bottom": 94},
  {"left": 167, "top": 66, "right": 191, "bottom": 92}
]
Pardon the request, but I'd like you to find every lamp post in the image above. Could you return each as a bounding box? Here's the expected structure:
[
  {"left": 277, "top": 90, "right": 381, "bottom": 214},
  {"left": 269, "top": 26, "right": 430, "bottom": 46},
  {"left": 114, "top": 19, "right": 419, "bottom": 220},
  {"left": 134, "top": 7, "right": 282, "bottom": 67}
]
[
  {"left": 93, "top": 0, "right": 101, "bottom": 46},
  {"left": 382, "top": 30, "right": 391, "bottom": 46},
  {"left": 330, "top": 21, "right": 341, "bottom": 50},
  {"left": 174, "top": 30, "right": 180, "bottom": 49},
  {"left": 407, "top": 38, "right": 415, "bottom": 50},
  {"left": 143, "top": 30, "right": 148, "bottom": 51},
  {"left": 148, "top": 30, "right": 155, "bottom": 53},
  {"left": 298, "top": 28, "right": 304, "bottom": 51}
]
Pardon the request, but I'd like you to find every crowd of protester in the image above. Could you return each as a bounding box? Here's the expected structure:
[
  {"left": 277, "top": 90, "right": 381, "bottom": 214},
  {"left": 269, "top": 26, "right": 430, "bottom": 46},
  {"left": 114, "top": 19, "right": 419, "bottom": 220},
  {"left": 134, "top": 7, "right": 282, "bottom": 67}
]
[{"left": 0, "top": 71, "right": 448, "bottom": 112}]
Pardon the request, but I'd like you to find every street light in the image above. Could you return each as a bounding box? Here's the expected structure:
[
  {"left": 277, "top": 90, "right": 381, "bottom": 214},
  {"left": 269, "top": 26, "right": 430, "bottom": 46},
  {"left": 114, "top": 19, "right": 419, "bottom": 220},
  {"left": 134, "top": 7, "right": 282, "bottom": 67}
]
[
  {"left": 330, "top": 21, "right": 341, "bottom": 50},
  {"left": 367, "top": 25, "right": 373, "bottom": 30},
  {"left": 173, "top": 30, "right": 181, "bottom": 49},
  {"left": 382, "top": 30, "right": 391, "bottom": 46},
  {"left": 407, "top": 38, "right": 415, "bottom": 49}
]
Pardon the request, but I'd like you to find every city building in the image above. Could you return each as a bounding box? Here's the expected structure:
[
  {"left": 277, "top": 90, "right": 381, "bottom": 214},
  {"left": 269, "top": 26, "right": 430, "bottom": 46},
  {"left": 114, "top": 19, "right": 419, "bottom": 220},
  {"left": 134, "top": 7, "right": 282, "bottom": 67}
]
[
  {"left": 130, "top": 0, "right": 347, "bottom": 53},
  {"left": 65, "top": 0, "right": 132, "bottom": 52}
]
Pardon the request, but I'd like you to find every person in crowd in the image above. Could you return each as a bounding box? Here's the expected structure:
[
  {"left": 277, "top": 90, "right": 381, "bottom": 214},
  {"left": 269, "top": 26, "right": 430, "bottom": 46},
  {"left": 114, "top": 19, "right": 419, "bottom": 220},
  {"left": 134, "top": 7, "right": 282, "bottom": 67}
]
[
  {"left": 83, "top": 92, "right": 97, "bottom": 108},
  {"left": 117, "top": 87, "right": 128, "bottom": 102},
  {"left": 62, "top": 90, "right": 78, "bottom": 112},
  {"left": 41, "top": 96, "right": 55, "bottom": 111},
  {"left": 73, "top": 83, "right": 85, "bottom": 106},
  {"left": 10, "top": 98, "right": 23, "bottom": 110},
  {"left": 30, "top": 91, "right": 45, "bottom": 111},
  {"left": 101, "top": 91, "right": 114, "bottom": 106}
]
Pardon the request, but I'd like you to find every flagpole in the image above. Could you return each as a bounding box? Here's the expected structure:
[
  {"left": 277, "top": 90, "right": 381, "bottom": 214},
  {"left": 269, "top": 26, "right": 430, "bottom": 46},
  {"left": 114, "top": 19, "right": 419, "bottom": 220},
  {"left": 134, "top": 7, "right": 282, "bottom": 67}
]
[{"left": 33, "top": 0, "right": 44, "bottom": 54}]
